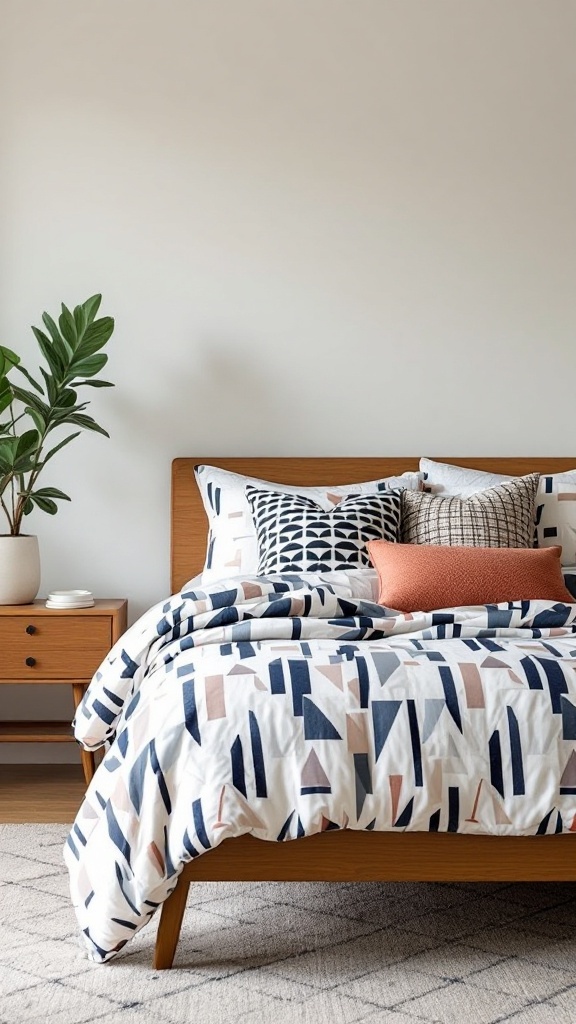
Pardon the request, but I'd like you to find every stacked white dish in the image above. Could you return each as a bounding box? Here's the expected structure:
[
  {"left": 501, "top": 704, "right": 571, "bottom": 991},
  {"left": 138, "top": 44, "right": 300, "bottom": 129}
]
[{"left": 46, "top": 590, "right": 95, "bottom": 610}]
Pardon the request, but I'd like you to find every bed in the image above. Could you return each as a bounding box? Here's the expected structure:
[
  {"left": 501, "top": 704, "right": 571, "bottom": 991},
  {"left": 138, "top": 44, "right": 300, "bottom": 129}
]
[{"left": 66, "top": 456, "right": 576, "bottom": 969}]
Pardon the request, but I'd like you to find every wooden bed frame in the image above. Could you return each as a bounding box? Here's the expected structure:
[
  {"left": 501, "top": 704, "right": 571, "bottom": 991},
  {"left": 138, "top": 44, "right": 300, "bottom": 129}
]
[{"left": 154, "top": 456, "right": 576, "bottom": 968}]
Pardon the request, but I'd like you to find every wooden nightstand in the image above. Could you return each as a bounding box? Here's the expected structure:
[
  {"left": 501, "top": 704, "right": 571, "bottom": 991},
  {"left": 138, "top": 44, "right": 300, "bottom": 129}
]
[{"left": 0, "top": 599, "right": 128, "bottom": 785}]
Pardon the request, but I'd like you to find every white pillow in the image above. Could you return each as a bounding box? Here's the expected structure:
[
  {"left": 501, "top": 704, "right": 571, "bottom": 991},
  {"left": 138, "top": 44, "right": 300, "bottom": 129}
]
[
  {"left": 420, "top": 457, "right": 511, "bottom": 497},
  {"left": 536, "top": 474, "right": 576, "bottom": 566},
  {"left": 420, "top": 458, "right": 576, "bottom": 566},
  {"left": 195, "top": 464, "right": 421, "bottom": 585}
]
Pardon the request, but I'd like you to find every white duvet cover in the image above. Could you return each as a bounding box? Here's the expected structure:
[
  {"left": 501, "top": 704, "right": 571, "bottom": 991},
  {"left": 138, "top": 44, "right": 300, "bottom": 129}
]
[{"left": 65, "top": 570, "right": 576, "bottom": 961}]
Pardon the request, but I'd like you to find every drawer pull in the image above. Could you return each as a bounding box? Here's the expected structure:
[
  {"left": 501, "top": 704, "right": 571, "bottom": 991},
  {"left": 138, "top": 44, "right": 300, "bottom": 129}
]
[
  {"left": 25, "top": 625, "right": 37, "bottom": 635},
  {"left": 25, "top": 657, "right": 36, "bottom": 668}
]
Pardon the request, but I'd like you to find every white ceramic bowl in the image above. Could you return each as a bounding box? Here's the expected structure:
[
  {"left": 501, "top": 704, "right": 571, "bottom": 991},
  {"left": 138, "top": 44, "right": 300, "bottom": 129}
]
[{"left": 45, "top": 599, "right": 95, "bottom": 609}]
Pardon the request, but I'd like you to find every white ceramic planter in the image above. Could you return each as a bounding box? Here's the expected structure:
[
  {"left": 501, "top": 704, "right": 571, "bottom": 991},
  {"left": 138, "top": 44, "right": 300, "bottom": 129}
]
[{"left": 0, "top": 535, "right": 41, "bottom": 605}]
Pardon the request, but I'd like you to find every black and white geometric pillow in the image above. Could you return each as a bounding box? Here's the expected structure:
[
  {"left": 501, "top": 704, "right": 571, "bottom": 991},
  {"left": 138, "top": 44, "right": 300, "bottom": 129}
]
[{"left": 246, "top": 486, "right": 402, "bottom": 575}]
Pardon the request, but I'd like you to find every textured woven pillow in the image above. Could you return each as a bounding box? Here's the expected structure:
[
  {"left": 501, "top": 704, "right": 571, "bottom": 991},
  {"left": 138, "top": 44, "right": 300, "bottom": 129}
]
[
  {"left": 246, "top": 486, "right": 402, "bottom": 574},
  {"left": 420, "top": 458, "right": 576, "bottom": 565},
  {"left": 195, "top": 464, "right": 421, "bottom": 584},
  {"left": 401, "top": 474, "right": 540, "bottom": 548},
  {"left": 367, "top": 540, "right": 573, "bottom": 612}
]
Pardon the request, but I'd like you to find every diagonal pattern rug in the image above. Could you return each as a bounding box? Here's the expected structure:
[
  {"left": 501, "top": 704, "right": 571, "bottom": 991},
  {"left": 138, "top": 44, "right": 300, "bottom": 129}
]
[{"left": 1, "top": 825, "right": 575, "bottom": 1024}]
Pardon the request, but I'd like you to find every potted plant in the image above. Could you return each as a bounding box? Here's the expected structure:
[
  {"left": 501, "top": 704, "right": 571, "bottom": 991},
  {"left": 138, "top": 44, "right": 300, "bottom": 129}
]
[{"left": 0, "top": 294, "right": 114, "bottom": 604}]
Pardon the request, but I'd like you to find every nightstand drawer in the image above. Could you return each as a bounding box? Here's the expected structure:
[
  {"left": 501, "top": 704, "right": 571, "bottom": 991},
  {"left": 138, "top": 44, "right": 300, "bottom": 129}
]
[{"left": 0, "top": 615, "right": 112, "bottom": 679}]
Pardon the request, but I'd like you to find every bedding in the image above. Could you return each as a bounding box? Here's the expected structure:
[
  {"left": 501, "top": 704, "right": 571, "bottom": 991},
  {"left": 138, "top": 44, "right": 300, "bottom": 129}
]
[
  {"left": 195, "top": 464, "right": 421, "bottom": 585},
  {"left": 367, "top": 541, "right": 573, "bottom": 612},
  {"left": 65, "top": 570, "right": 576, "bottom": 963},
  {"left": 536, "top": 476, "right": 576, "bottom": 565},
  {"left": 420, "top": 458, "right": 513, "bottom": 496},
  {"left": 421, "top": 458, "right": 576, "bottom": 566},
  {"left": 246, "top": 486, "right": 402, "bottom": 573},
  {"left": 564, "top": 568, "right": 576, "bottom": 599},
  {"left": 401, "top": 474, "right": 540, "bottom": 547}
]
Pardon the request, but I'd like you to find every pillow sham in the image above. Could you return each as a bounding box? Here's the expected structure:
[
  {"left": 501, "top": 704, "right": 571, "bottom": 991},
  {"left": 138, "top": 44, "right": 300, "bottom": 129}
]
[
  {"left": 401, "top": 474, "right": 540, "bottom": 548},
  {"left": 419, "top": 458, "right": 512, "bottom": 497},
  {"left": 367, "top": 540, "right": 573, "bottom": 612},
  {"left": 246, "top": 486, "right": 402, "bottom": 574},
  {"left": 535, "top": 474, "right": 576, "bottom": 566},
  {"left": 420, "top": 458, "right": 576, "bottom": 565},
  {"left": 563, "top": 566, "right": 576, "bottom": 600},
  {"left": 195, "top": 464, "right": 420, "bottom": 584}
]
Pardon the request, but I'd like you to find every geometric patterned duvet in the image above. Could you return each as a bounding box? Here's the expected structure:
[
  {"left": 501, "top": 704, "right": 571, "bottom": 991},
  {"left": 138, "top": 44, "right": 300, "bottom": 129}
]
[{"left": 64, "top": 570, "right": 576, "bottom": 962}]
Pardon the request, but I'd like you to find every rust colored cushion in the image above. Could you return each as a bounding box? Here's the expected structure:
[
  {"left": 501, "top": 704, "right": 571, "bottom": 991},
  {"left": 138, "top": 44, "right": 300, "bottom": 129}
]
[{"left": 366, "top": 541, "right": 573, "bottom": 612}]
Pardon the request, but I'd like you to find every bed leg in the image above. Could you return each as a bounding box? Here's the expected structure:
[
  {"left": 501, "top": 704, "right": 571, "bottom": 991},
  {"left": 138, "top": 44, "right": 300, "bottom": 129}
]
[{"left": 154, "top": 874, "right": 191, "bottom": 970}]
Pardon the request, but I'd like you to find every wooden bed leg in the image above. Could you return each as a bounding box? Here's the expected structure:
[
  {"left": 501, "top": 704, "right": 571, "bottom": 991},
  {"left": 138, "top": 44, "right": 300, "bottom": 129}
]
[{"left": 154, "top": 874, "right": 190, "bottom": 970}]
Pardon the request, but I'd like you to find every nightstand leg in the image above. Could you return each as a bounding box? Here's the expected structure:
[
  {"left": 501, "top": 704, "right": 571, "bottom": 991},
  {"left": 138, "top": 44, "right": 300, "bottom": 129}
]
[{"left": 72, "top": 684, "right": 96, "bottom": 786}]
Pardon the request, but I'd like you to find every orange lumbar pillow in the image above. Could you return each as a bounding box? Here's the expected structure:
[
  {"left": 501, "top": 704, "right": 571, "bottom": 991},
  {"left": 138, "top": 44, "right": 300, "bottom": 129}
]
[{"left": 366, "top": 541, "right": 574, "bottom": 613}]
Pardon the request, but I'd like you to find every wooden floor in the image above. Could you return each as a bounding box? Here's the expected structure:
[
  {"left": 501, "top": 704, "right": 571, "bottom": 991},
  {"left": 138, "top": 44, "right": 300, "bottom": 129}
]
[{"left": 0, "top": 765, "right": 86, "bottom": 822}]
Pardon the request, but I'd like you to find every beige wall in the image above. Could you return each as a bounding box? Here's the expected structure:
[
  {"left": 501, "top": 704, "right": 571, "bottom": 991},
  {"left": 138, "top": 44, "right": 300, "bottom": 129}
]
[{"left": 1, "top": 0, "right": 575, "bottom": 760}]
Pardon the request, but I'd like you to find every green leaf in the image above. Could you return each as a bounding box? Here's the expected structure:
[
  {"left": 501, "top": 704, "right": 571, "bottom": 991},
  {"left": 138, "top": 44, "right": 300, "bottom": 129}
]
[
  {"left": 16, "top": 429, "right": 38, "bottom": 460},
  {"left": 43, "top": 432, "right": 81, "bottom": 463},
  {"left": 0, "top": 379, "right": 12, "bottom": 415},
  {"left": 83, "top": 294, "right": 102, "bottom": 325},
  {"left": 58, "top": 304, "right": 77, "bottom": 351},
  {"left": 31, "top": 486, "right": 71, "bottom": 501},
  {"left": 39, "top": 367, "right": 57, "bottom": 405},
  {"left": 66, "top": 412, "right": 110, "bottom": 437},
  {"left": 12, "top": 456, "right": 36, "bottom": 474},
  {"left": 41, "top": 312, "right": 71, "bottom": 369},
  {"left": 73, "top": 304, "right": 87, "bottom": 338},
  {"left": 41, "top": 311, "right": 63, "bottom": 346},
  {"left": 49, "top": 401, "right": 89, "bottom": 426},
  {"left": 12, "top": 429, "right": 39, "bottom": 474},
  {"left": 73, "top": 317, "right": 114, "bottom": 361},
  {"left": 0, "top": 346, "right": 20, "bottom": 372},
  {"left": 15, "top": 365, "right": 43, "bottom": 393},
  {"left": 30, "top": 494, "right": 58, "bottom": 515},
  {"left": 27, "top": 408, "right": 47, "bottom": 434},
  {"left": 71, "top": 353, "right": 108, "bottom": 378},
  {"left": 32, "top": 326, "right": 63, "bottom": 378},
  {"left": 55, "top": 388, "right": 77, "bottom": 409},
  {"left": 10, "top": 385, "right": 50, "bottom": 419},
  {"left": 23, "top": 497, "right": 34, "bottom": 515},
  {"left": 76, "top": 379, "right": 114, "bottom": 388},
  {"left": 0, "top": 437, "right": 17, "bottom": 467}
]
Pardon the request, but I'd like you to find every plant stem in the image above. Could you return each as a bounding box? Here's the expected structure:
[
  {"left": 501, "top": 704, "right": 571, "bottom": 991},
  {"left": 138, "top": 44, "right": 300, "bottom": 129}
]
[
  {"left": 0, "top": 495, "right": 14, "bottom": 534},
  {"left": 8, "top": 398, "right": 17, "bottom": 527},
  {"left": 13, "top": 423, "right": 50, "bottom": 535}
]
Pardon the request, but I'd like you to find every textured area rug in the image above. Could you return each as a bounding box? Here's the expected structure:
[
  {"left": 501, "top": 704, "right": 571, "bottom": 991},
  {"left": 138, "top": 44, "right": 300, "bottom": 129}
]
[{"left": 1, "top": 826, "right": 576, "bottom": 1024}]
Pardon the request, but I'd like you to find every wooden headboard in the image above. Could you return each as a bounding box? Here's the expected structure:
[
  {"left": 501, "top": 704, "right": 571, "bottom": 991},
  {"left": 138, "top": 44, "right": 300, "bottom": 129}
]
[{"left": 171, "top": 457, "right": 576, "bottom": 594}]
